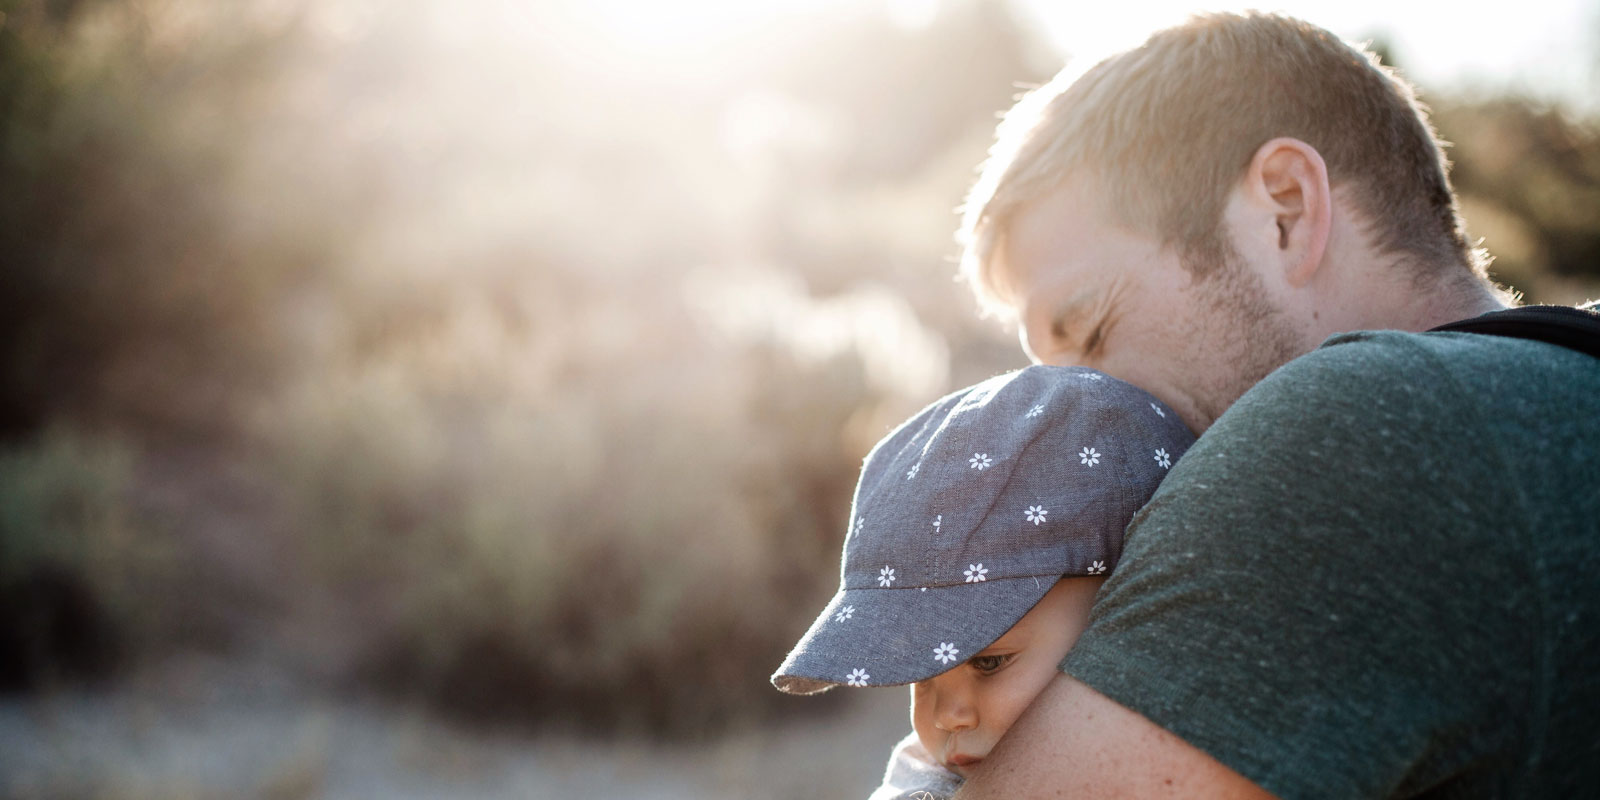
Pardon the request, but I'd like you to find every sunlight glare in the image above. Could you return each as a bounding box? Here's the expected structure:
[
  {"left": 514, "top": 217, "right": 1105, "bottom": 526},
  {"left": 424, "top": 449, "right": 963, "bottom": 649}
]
[
  {"left": 685, "top": 267, "right": 949, "bottom": 401},
  {"left": 886, "top": 0, "right": 940, "bottom": 31},
  {"left": 1014, "top": 0, "right": 1598, "bottom": 112},
  {"left": 579, "top": 0, "right": 848, "bottom": 53}
]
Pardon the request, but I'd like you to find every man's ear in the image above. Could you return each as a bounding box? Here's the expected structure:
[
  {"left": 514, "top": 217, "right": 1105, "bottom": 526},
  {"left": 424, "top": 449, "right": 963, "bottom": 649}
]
[{"left": 1243, "top": 137, "right": 1331, "bottom": 288}]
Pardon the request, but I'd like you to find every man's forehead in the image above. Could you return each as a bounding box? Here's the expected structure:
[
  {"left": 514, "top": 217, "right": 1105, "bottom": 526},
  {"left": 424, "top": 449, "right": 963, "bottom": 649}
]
[
  {"left": 992, "top": 221, "right": 1105, "bottom": 318},
  {"left": 1001, "top": 180, "right": 1170, "bottom": 289},
  {"left": 999, "top": 184, "right": 1095, "bottom": 282}
]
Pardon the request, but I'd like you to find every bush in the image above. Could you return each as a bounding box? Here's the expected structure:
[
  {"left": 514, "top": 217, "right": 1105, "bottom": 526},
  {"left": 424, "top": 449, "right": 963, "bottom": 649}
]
[
  {"left": 0, "top": 428, "right": 175, "bottom": 689},
  {"left": 0, "top": 0, "right": 349, "bottom": 438},
  {"left": 258, "top": 282, "right": 927, "bottom": 735}
]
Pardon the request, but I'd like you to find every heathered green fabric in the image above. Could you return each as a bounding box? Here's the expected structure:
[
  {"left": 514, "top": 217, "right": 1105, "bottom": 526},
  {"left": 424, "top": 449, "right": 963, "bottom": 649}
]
[{"left": 1062, "top": 329, "right": 1600, "bottom": 799}]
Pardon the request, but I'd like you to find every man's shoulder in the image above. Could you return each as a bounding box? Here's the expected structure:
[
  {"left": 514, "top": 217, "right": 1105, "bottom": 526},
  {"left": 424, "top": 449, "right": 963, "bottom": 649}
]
[
  {"left": 1275, "top": 324, "right": 1583, "bottom": 380},
  {"left": 1215, "top": 324, "right": 1599, "bottom": 433},
  {"left": 1145, "top": 322, "right": 1600, "bottom": 546},
  {"left": 1191, "top": 329, "right": 1457, "bottom": 456}
]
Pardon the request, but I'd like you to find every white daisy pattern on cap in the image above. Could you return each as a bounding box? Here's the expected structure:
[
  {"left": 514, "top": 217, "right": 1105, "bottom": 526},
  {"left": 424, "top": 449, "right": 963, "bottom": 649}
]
[
  {"left": 1089, "top": 561, "right": 1107, "bottom": 574},
  {"left": 933, "top": 642, "right": 960, "bottom": 664},
  {"left": 964, "top": 564, "right": 988, "bottom": 582},
  {"left": 846, "top": 668, "right": 870, "bottom": 687},
  {"left": 1025, "top": 505, "right": 1048, "bottom": 525},
  {"left": 932, "top": 514, "right": 941, "bottom": 533},
  {"left": 1025, "top": 404, "right": 1045, "bottom": 418},
  {"left": 1083, "top": 372, "right": 1105, "bottom": 381},
  {"left": 834, "top": 605, "right": 855, "bottom": 623},
  {"left": 852, "top": 517, "right": 864, "bottom": 538},
  {"left": 906, "top": 462, "right": 920, "bottom": 480},
  {"left": 969, "top": 453, "right": 992, "bottom": 470},
  {"left": 1150, "top": 402, "right": 1166, "bottom": 418},
  {"left": 878, "top": 566, "right": 896, "bottom": 587},
  {"left": 1079, "top": 447, "right": 1100, "bottom": 466},
  {"left": 1154, "top": 448, "right": 1172, "bottom": 469}
]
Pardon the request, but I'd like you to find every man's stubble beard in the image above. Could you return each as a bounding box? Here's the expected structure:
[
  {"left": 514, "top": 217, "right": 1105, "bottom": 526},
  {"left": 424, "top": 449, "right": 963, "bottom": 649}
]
[{"left": 1184, "top": 249, "right": 1308, "bottom": 430}]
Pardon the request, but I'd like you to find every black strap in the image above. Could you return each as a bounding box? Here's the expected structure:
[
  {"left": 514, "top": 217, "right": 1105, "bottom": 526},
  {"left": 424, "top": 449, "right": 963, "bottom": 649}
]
[{"left": 1428, "top": 304, "right": 1600, "bottom": 361}]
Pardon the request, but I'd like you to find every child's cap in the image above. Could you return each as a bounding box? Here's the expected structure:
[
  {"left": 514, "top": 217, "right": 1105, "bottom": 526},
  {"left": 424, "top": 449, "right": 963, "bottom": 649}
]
[{"left": 771, "top": 365, "right": 1196, "bottom": 694}]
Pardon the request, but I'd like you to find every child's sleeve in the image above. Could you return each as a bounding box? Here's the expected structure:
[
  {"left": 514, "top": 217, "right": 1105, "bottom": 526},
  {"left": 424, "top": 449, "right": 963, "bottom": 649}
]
[{"left": 865, "top": 731, "right": 964, "bottom": 800}]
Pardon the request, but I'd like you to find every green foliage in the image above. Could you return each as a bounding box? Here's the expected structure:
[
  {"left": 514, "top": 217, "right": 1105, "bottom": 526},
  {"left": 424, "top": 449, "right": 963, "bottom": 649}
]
[
  {"left": 0, "top": 428, "right": 133, "bottom": 579},
  {"left": 0, "top": 428, "right": 176, "bottom": 685},
  {"left": 0, "top": 0, "right": 346, "bottom": 437},
  {"left": 0, "top": 428, "right": 134, "bottom": 576}
]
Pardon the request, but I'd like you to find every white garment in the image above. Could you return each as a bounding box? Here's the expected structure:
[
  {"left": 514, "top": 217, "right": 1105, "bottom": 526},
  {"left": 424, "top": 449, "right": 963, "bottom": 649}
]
[{"left": 866, "top": 732, "right": 964, "bottom": 800}]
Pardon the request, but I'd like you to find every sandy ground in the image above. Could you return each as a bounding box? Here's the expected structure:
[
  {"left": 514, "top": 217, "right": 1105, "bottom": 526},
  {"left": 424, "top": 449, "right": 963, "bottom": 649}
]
[{"left": 0, "top": 655, "right": 913, "bottom": 800}]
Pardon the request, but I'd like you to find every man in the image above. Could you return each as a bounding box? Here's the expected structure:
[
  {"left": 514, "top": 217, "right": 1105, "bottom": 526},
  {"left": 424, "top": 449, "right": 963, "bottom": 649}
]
[{"left": 947, "top": 12, "right": 1600, "bottom": 799}]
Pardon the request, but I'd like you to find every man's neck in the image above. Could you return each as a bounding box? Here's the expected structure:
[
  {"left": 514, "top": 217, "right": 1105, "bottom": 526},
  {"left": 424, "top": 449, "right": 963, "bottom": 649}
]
[
  {"left": 1322, "top": 261, "right": 1512, "bottom": 339},
  {"left": 1392, "top": 279, "right": 1510, "bottom": 331}
]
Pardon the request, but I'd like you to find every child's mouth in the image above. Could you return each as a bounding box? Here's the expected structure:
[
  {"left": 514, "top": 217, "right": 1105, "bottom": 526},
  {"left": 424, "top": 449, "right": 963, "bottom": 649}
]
[{"left": 946, "top": 753, "right": 984, "bottom": 776}]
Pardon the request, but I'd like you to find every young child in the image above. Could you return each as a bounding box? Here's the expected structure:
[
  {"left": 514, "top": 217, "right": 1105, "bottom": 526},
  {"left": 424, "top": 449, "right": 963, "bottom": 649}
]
[{"left": 771, "top": 365, "right": 1195, "bottom": 799}]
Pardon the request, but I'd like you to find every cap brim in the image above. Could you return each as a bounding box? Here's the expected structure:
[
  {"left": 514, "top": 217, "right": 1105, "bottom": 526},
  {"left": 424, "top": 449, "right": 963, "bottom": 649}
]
[{"left": 771, "top": 574, "right": 1057, "bottom": 695}]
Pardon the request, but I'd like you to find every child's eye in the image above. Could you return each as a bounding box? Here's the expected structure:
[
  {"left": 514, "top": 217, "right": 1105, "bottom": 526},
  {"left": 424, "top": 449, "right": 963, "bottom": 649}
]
[{"left": 968, "top": 653, "right": 1015, "bottom": 675}]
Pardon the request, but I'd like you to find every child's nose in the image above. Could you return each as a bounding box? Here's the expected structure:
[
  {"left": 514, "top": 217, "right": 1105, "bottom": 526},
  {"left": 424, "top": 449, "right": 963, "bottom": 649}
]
[{"left": 933, "top": 683, "right": 978, "bottom": 732}]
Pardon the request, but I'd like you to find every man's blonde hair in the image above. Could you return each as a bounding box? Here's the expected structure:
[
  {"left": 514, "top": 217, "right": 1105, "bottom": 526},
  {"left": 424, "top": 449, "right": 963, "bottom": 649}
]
[{"left": 959, "top": 12, "right": 1483, "bottom": 318}]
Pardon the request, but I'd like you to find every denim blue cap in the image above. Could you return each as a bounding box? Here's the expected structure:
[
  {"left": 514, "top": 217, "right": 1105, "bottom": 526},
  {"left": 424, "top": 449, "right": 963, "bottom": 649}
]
[{"left": 771, "top": 365, "right": 1196, "bottom": 694}]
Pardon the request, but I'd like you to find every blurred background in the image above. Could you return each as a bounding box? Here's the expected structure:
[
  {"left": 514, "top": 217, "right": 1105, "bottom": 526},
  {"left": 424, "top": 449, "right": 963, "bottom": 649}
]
[{"left": 1, "top": 0, "right": 1597, "bottom": 797}]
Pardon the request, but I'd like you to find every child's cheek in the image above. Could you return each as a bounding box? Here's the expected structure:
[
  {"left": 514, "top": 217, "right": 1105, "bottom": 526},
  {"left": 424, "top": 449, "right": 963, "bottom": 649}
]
[
  {"left": 987, "top": 654, "right": 1068, "bottom": 743},
  {"left": 910, "top": 683, "right": 941, "bottom": 756}
]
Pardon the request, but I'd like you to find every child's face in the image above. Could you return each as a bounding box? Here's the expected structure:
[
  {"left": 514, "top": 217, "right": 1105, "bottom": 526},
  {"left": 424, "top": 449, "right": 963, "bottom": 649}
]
[{"left": 910, "top": 576, "right": 1104, "bottom": 778}]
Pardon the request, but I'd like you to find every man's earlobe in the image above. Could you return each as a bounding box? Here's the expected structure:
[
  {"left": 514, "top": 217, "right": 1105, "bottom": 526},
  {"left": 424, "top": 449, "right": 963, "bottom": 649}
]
[{"left": 1251, "top": 138, "right": 1331, "bottom": 288}]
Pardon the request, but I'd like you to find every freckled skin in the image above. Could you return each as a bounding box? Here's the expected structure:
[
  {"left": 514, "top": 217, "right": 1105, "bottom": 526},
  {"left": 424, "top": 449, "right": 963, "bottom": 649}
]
[{"left": 910, "top": 577, "right": 1104, "bottom": 778}]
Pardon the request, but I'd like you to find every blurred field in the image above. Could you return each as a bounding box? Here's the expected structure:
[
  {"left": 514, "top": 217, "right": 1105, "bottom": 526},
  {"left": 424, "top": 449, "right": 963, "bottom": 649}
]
[
  {"left": 2, "top": 0, "right": 1598, "bottom": 795},
  {"left": 1, "top": 654, "right": 915, "bottom": 799}
]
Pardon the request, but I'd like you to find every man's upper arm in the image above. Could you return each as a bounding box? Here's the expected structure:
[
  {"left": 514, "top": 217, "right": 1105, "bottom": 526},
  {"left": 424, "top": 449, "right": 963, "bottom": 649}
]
[{"left": 954, "top": 673, "right": 1275, "bottom": 799}]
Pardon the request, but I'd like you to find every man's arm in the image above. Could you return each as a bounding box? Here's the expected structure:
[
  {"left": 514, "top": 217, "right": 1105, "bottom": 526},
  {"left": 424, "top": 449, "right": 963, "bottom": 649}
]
[{"left": 953, "top": 674, "right": 1274, "bottom": 799}]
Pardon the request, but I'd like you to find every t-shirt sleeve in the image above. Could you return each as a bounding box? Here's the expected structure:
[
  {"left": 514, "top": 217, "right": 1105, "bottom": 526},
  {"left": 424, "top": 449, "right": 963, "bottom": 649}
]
[{"left": 1061, "top": 333, "right": 1535, "bottom": 800}]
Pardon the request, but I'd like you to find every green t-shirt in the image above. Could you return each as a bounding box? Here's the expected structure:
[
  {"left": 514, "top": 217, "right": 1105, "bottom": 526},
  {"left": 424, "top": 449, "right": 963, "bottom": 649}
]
[{"left": 1062, "top": 328, "right": 1600, "bottom": 799}]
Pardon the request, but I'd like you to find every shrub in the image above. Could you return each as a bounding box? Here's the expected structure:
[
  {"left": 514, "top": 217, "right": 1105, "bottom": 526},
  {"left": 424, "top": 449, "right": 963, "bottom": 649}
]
[
  {"left": 0, "top": 428, "right": 175, "bottom": 689},
  {"left": 259, "top": 283, "right": 928, "bottom": 735}
]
